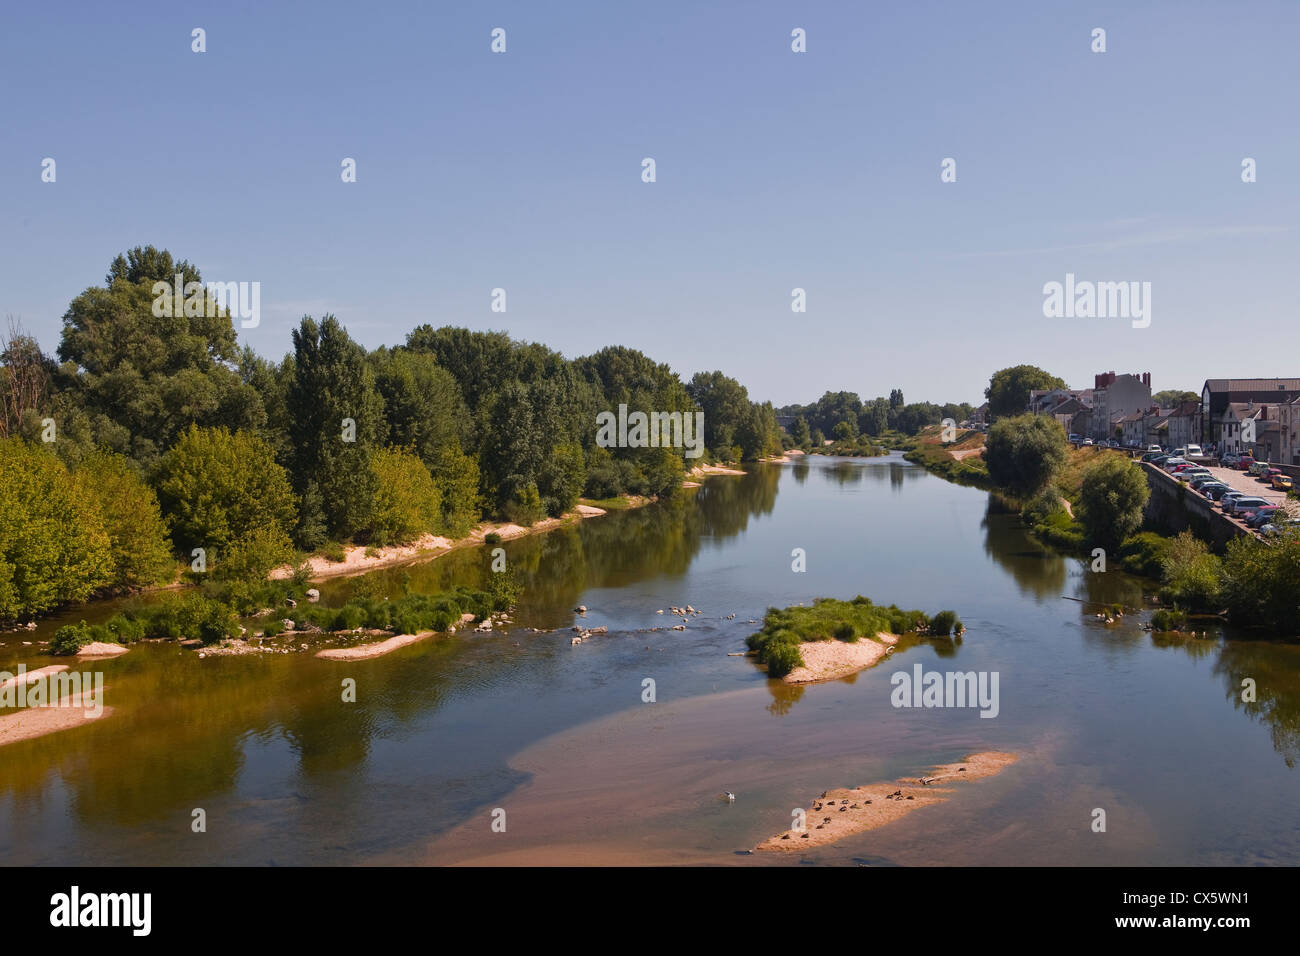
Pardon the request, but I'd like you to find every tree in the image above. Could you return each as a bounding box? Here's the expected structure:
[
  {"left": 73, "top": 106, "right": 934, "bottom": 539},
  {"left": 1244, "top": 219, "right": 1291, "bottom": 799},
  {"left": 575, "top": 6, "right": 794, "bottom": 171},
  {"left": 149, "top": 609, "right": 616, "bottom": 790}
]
[
  {"left": 371, "top": 347, "right": 470, "bottom": 467},
  {"left": 889, "top": 388, "right": 905, "bottom": 410},
  {"left": 1077, "top": 455, "right": 1150, "bottom": 551},
  {"left": 985, "top": 365, "right": 1067, "bottom": 421},
  {"left": 859, "top": 398, "right": 889, "bottom": 437},
  {"left": 57, "top": 247, "right": 264, "bottom": 464},
  {"left": 367, "top": 446, "right": 442, "bottom": 546},
  {"left": 791, "top": 416, "right": 812, "bottom": 449},
  {"left": 1220, "top": 527, "right": 1300, "bottom": 631},
  {"left": 1, "top": 319, "right": 53, "bottom": 440},
  {"left": 0, "top": 439, "right": 112, "bottom": 619},
  {"left": 1153, "top": 389, "right": 1199, "bottom": 409},
  {"left": 154, "top": 425, "right": 297, "bottom": 566},
  {"left": 432, "top": 444, "right": 481, "bottom": 537},
  {"left": 286, "top": 316, "right": 385, "bottom": 539},
  {"left": 832, "top": 420, "right": 856, "bottom": 442},
  {"left": 73, "top": 451, "right": 174, "bottom": 590},
  {"left": 984, "top": 413, "right": 1067, "bottom": 497}
]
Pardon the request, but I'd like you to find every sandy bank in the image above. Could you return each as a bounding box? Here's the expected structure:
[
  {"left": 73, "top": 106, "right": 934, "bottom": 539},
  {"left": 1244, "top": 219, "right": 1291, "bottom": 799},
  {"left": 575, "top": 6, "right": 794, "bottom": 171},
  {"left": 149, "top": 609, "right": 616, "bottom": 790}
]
[
  {"left": 950, "top": 447, "right": 985, "bottom": 461},
  {"left": 0, "top": 685, "right": 113, "bottom": 748},
  {"left": 0, "top": 664, "right": 69, "bottom": 693},
  {"left": 688, "top": 464, "right": 746, "bottom": 478},
  {"left": 315, "top": 631, "right": 434, "bottom": 660},
  {"left": 271, "top": 505, "right": 613, "bottom": 583},
  {"left": 77, "top": 642, "right": 129, "bottom": 657},
  {"left": 756, "top": 751, "right": 1018, "bottom": 851},
  {"left": 782, "top": 633, "right": 899, "bottom": 684}
]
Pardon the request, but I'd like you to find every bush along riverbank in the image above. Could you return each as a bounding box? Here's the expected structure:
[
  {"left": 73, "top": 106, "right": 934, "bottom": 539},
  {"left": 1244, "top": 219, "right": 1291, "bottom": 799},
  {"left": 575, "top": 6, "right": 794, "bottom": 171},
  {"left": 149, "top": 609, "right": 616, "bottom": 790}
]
[
  {"left": 745, "top": 597, "right": 963, "bottom": 681},
  {"left": 900, "top": 426, "right": 991, "bottom": 488},
  {"left": 49, "top": 568, "right": 522, "bottom": 656}
]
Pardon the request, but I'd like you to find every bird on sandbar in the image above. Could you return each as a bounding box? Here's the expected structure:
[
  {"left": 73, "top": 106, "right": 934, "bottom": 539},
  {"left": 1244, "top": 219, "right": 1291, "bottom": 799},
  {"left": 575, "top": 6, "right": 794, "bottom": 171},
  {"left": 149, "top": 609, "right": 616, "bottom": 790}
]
[{"left": 723, "top": 791, "right": 735, "bottom": 802}]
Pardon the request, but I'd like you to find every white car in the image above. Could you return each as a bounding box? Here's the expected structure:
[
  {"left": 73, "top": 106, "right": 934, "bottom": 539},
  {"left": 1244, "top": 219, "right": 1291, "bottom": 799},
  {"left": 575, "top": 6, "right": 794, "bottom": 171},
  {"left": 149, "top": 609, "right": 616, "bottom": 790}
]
[
  {"left": 1186, "top": 444, "right": 1203, "bottom": 457},
  {"left": 1147, "top": 445, "right": 1162, "bottom": 453}
]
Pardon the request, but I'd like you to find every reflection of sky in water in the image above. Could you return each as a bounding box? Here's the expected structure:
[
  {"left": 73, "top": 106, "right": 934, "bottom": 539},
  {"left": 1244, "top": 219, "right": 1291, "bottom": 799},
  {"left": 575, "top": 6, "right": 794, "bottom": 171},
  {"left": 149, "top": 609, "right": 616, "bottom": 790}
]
[{"left": 2, "top": 454, "right": 1298, "bottom": 865}]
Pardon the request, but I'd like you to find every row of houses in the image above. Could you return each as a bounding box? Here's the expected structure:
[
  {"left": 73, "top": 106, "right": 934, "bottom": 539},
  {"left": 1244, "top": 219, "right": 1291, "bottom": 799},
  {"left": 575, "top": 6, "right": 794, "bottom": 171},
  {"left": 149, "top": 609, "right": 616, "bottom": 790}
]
[{"left": 1028, "top": 375, "right": 1300, "bottom": 464}]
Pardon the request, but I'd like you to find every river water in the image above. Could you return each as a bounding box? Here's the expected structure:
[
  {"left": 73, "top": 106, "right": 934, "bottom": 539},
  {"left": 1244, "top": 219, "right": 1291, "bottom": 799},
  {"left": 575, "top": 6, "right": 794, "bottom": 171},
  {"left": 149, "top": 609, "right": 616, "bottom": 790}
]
[{"left": 2, "top": 453, "right": 1298, "bottom": 865}]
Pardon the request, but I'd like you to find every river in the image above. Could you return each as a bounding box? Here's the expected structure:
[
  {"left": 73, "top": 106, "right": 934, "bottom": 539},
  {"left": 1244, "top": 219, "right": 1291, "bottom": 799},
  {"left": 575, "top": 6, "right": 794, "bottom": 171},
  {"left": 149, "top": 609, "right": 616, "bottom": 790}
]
[{"left": 2, "top": 453, "right": 1298, "bottom": 865}]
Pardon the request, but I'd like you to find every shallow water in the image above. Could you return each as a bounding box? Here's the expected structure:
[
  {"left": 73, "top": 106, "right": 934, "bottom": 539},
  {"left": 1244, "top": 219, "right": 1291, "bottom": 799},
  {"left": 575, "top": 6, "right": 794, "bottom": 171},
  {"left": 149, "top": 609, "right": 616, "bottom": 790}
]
[{"left": 3, "top": 454, "right": 1298, "bottom": 865}]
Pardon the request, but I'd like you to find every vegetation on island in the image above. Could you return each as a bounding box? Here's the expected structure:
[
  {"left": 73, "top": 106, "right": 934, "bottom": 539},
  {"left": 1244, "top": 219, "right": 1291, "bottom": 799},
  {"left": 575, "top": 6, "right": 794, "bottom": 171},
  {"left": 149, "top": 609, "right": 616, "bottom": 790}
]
[{"left": 746, "top": 596, "right": 964, "bottom": 678}]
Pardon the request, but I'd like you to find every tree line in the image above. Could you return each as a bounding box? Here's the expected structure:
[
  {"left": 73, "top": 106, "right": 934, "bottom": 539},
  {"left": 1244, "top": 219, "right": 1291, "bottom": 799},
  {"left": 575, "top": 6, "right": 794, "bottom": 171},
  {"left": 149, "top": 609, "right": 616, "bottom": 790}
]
[{"left": 0, "top": 246, "right": 784, "bottom": 621}]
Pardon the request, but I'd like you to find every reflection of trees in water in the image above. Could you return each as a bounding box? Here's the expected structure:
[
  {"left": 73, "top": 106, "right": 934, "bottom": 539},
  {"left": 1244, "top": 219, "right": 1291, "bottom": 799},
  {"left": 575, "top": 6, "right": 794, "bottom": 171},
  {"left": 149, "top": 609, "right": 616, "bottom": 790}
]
[
  {"left": 980, "top": 496, "right": 1068, "bottom": 599},
  {"left": 766, "top": 680, "right": 805, "bottom": 715},
  {"left": 1214, "top": 641, "right": 1300, "bottom": 768},
  {"left": 792, "top": 459, "right": 810, "bottom": 484}
]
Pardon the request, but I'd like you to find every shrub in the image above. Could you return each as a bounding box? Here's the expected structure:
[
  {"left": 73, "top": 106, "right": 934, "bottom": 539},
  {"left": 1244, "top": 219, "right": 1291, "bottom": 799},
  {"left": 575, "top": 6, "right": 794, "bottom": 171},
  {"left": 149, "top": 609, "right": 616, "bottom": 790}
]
[
  {"left": 1151, "top": 608, "right": 1187, "bottom": 631},
  {"left": 335, "top": 604, "right": 366, "bottom": 631},
  {"left": 51, "top": 620, "right": 95, "bottom": 655},
  {"left": 763, "top": 641, "right": 805, "bottom": 678},
  {"left": 984, "top": 414, "right": 1067, "bottom": 498},
  {"left": 323, "top": 545, "right": 347, "bottom": 563},
  {"left": 104, "top": 613, "right": 145, "bottom": 644},
  {"left": 261, "top": 619, "right": 285, "bottom": 637},
  {"left": 1160, "top": 531, "right": 1223, "bottom": 613},
  {"left": 930, "top": 610, "right": 960, "bottom": 635},
  {"left": 1118, "top": 532, "right": 1170, "bottom": 579}
]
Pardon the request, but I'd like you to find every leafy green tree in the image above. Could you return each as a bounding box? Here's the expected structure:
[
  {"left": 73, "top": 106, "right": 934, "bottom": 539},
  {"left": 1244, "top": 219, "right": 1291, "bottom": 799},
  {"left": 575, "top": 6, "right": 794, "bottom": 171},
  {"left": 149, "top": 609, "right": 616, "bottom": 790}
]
[
  {"left": 859, "top": 398, "right": 889, "bottom": 437},
  {"left": 889, "top": 388, "right": 905, "bottom": 410},
  {"left": 1221, "top": 528, "right": 1300, "bottom": 631},
  {"left": 432, "top": 444, "right": 481, "bottom": 537},
  {"left": 0, "top": 439, "right": 112, "bottom": 618},
  {"left": 832, "top": 420, "right": 855, "bottom": 442},
  {"left": 538, "top": 442, "right": 587, "bottom": 517},
  {"left": 372, "top": 347, "right": 470, "bottom": 465},
  {"left": 286, "top": 316, "right": 385, "bottom": 539},
  {"left": 1159, "top": 531, "right": 1223, "bottom": 612},
  {"left": 73, "top": 451, "right": 174, "bottom": 590},
  {"left": 790, "top": 416, "right": 812, "bottom": 449},
  {"left": 154, "top": 425, "right": 297, "bottom": 565},
  {"left": 1077, "top": 455, "right": 1150, "bottom": 551},
  {"left": 56, "top": 247, "right": 264, "bottom": 464},
  {"left": 367, "top": 446, "right": 443, "bottom": 545},
  {"left": 985, "top": 365, "right": 1067, "bottom": 421},
  {"left": 1153, "top": 389, "right": 1199, "bottom": 408},
  {"left": 984, "top": 413, "right": 1067, "bottom": 497}
]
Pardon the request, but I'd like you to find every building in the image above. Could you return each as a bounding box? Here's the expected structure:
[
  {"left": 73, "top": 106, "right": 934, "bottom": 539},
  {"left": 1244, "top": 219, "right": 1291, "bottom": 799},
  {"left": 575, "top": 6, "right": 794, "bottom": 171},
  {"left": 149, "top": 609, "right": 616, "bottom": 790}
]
[
  {"left": 1120, "top": 410, "right": 1146, "bottom": 446},
  {"left": 1143, "top": 406, "right": 1172, "bottom": 448},
  {"left": 1279, "top": 396, "right": 1300, "bottom": 466},
  {"left": 1200, "top": 378, "right": 1300, "bottom": 445},
  {"left": 1165, "top": 400, "right": 1202, "bottom": 452},
  {"left": 1091, "top": 372, "right": 1152, "bottom": 441},
  {"left": 1220, "top": 402, "right": 1282, "bottom": 459}
]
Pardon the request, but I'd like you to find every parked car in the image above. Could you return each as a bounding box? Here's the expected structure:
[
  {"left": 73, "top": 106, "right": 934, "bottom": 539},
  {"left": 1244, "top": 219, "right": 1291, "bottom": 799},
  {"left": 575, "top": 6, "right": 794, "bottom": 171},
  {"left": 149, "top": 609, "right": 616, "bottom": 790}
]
[
  {"left": 1261, "top": 518, "right": 1300, "bottom": 536},
  {"left": 1162, "top": 457, "right": 1187, "bottom": 470},
  {"left": 1219, "top": 491, "right": 1248, "bottom": 508},
  {"left": 1247, "top": 507, "right": 1282, "bottom": 528},
  {"left": 1170, "top": 462, "right": 1196, "bottom": 474},
  {"left": 1237, "top": 456, "right": 1256, "bottom": 471},
  {"left": 1147, "top": 445, "right": 1162, "bottom": 454},
  {"left": 1247, "top": 461, "right": 1269, "bottom": 476},
  {"left": 1259, "top": 468, "right": 1283, "bottom": 483},
  {"left": 1082, "top": 438, "right": 1094, "bottom": 446},
  {"left": 1272, "top": 474, "right": 1293, "bottom": 491},
  {"left": 1187, "top": 475, "right": 1217, "bottom": 490},
  {"left": 1225, "top": 496, "right": 1269, "bottom": 516},
  {"left": 1221, "top": 453, "right": 1240, "bottom": 467},
  {"left": 1180, "top": 468, "right": 1213, "bottom": 481},
  {"left": 1199, "top": 482, "right": 1229, "bottom": 498},
  {"left": 1186, "top": 444, "right": 1204, "bottom": 457},
  {"left": 1206, "top": 485, "right": 1236, "bottom": 501}
]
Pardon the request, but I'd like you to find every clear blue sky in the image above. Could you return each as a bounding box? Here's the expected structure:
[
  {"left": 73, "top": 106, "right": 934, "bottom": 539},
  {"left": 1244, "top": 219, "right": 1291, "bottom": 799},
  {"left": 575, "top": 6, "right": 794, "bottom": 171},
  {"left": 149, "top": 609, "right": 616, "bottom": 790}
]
[{"left": 2, "top": 0, "right": 1296, "bottom": 407}]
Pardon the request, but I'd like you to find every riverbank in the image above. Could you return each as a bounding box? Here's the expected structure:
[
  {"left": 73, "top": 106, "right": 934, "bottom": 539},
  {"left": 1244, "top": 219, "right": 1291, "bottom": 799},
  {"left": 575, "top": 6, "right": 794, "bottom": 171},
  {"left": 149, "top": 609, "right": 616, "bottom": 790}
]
[
  {"left": 271, "top": 504, "right": 614, "bottom": 583},
  {"left": 755, "top": 751, "right": 1019, "bottom": 851},
  {"left": 782, "top": 632, "right": 899, "bottom": 683}
]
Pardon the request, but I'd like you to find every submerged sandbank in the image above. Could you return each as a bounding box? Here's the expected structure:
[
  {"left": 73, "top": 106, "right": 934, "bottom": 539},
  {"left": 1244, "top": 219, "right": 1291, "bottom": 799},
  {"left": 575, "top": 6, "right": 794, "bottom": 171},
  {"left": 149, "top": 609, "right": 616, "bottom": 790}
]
[
  {"left": 755, "top": 751, "right": 1019, "bottom": 851},
  {"left": 315, "top": 631, "right": 434, "bottom": 661}
]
